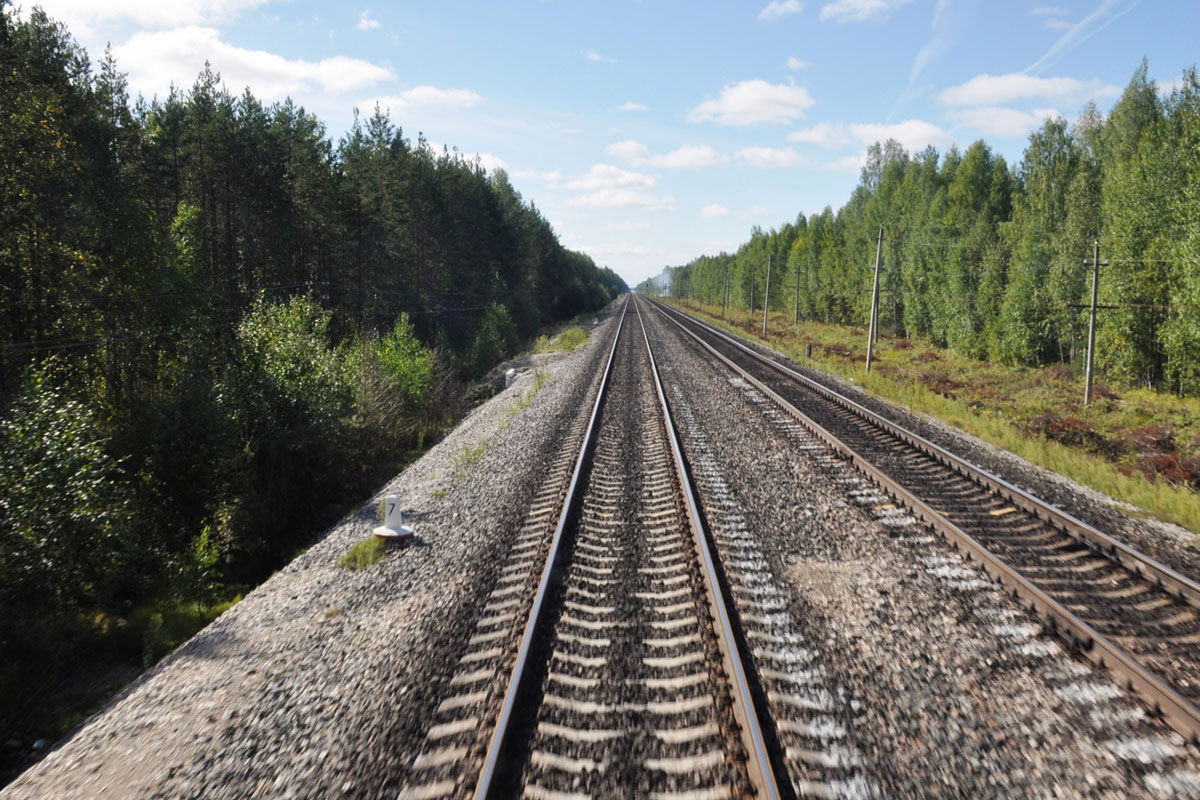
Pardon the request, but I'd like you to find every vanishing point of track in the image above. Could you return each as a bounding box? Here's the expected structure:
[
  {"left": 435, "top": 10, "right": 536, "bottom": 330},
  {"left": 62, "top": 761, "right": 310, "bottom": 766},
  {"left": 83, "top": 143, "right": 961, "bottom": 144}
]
[
  {"left": 647, "top": 296, "right": 1200, "bottom": 746},
  {"left": 400, "top": 296, "right": 784, "bottom": 799}
]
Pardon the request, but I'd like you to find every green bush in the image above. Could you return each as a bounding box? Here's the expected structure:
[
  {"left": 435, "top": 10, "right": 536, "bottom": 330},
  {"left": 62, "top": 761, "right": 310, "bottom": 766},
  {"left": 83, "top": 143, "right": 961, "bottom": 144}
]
[
  {"left": 0, "top": 374, "right": 129, "bottom": 612},
  {"left": 469, "top": 301, "right": 519, "bottom": 375}
]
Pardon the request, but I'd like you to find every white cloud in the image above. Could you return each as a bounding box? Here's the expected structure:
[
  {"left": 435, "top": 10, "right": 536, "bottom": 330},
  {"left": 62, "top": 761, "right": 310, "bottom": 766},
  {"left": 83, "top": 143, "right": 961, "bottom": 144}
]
[
  {"left": 607, "top": 221, "right": 651, "bottom": 232},
  {"left": 734, "top": 146, "right": 808, "bottom": 168},
  {"left": 758, "top": 0, "right": 804, "bottom": 21},
  {"left": 28, "top": 0, "right": 266, "bottom": 34},
  {"left": 819, "top": 0, "right": 912, "bottom": 23},
  {"left": 357, "top": 10, "right": 380, "bottom": 31},
  {"left": 946, "top": 106, "right": 1060, "bottom": 138},
  {"left": 1041, "top": 17, "right": 1072, "bottom": 30},
  {"left": 566, "top": 189, "right": 673, "bottom": 209},
  {"left": 689, "top": 79, "right": 814, "bottom": 126},
  {"left": 605, "top": 141, "right": 727, "bottom": 168},
  {"left": 605, "top": 140, "right": 650, "bottom": 162},
  {"left": 382, "top": 85, "right": 483, "bottom": 108},
  {"left": 472, "top": 153, "right": 507, "bottom": 173},
  {"left": 786, "top": 56, "right": 813, "bottom": 70},
  {"left": 652, "top": 144, "right": 727, "bottom": 169},
  {"left": 788, "top": 122, "right": 854, "bottom": 149},
  {"left": 750, "top": 205, "right": 771, "bottom": 216},
  {"left": 617, "top": 101, "right": 649, "bottom": 112},
  {"left": 700, "top": 204, "right": 732, "bottom": 218},
  {"left": 937, "top": 73, "right": 1117, "bottom": 106},
  {"left": 585, "top": 50, "right": 618, "bottom": 63},
  {"left": 512, "top": 168, "right": 562, "bottom": 181},
  {"left": 1029, "top": 5, "right": 1068, "bottom": 15},
  {"left": 789, "top": 119, "right": 952, "bottom": 152},
  {"left": 567, "top": 164, "right": 656, "bottom": 192},
  {"left": 115, "top": 26, "right": 394, "bottom": 102}
]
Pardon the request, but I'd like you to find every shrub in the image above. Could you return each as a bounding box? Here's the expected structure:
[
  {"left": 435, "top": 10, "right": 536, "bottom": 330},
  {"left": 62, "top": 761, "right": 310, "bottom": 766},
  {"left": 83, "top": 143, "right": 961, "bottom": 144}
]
[
  {"left": 0, "top": 374, "right": 129, "bottom": 613},
  {"left": 469, "top": 301, "right": 518, "bottom": 375}
]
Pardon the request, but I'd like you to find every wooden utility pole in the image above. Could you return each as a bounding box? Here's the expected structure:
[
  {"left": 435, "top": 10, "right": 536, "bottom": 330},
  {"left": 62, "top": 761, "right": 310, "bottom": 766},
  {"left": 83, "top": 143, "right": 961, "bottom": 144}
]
[
  {"left": 722, "top": 266, "right": 729, "bottom": 320},
  {"left": 865, "top": 225, "right": 884, "bottom": 373},
  {"left": 762, "top": 255, "right": 772, "bottom": 338},
  {"left": 1085, "top": 240, "right": 1101, "bottom": 406}
]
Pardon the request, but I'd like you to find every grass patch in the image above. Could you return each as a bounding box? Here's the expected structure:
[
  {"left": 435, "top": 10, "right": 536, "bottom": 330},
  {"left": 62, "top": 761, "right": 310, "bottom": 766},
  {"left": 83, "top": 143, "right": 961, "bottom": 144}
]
[
  {"left": 452, "top": 439, "right": 489, "bottom": 481},
  {"left": 339, "top": 536, "right": 387, "bottom": 570},
  {"left": 431, "top": 487, "right": 447, "bottom": 500},
  {"left": 668, "top": 298, "right": 1200, "bottom": 536},
  {"left": 535, "top": 327, "right": 590, "bottom": 354},
  {"left": 323, "top": 606, "right": 344, "bottom": 620},
  {"left": 501, "top": 369, "right": 552, "bottom": 431}
]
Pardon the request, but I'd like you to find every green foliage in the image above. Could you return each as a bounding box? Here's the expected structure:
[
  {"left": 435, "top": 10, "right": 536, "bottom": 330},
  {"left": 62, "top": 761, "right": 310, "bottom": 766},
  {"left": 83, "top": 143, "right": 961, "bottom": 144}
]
[
  {"left": 373, "top": 314, "right": 435, "bottom": 413},
  {"left": 534, "top": 327, "right": 590, "bottom": 354},
  {"left": 339, "top": 537, "right": 387, "bottom": 570},
  {"left": 663, "top": 60, "right": 1200, "bottom": 399},
  {"left": 0, "top": 375, "right": 129, "bottom": 612},
  {"left": 469, "top": 302, "right": 519, "bottom": 374}
]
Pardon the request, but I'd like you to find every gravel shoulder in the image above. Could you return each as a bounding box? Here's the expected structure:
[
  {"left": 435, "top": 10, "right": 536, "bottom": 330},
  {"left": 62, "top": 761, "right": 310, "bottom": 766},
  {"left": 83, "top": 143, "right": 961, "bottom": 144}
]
[
  {"left": 667, "top": 303, "right": 1200, "bottom": 580},
  {"left": 1, "top": 305, "right": 621, "bottom": 800},
  {"left": 644, "top": 301, "right": 1200, "bottom": 799}
]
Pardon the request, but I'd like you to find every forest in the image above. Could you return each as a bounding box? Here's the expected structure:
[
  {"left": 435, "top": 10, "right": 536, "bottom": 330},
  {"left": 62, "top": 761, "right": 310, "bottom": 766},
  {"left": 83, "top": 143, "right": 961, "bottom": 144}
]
[
  {"left": 0, "top": 4, "right": 623, "bottom": 763},
  {"left": 650, "top": 62, "right": 1200, "bottom": 398}
]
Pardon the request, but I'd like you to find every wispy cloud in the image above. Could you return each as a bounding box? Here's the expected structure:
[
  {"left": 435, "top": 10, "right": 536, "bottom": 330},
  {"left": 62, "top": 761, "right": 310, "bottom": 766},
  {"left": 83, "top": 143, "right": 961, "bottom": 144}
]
[
  {"left": 29, "top": 0, "right": 267, "bottom": 35},
  {"left": 584, "top": 50, "right": 618, "bottom": 64},
  {"left": 789, "top": 119, "right": 952, "bottom": 152},
  {"left": 700, "top": 204, "right": 732, "bottom": 218},
  {"left": 607, "top": 221, "right": 651, "bottom": 232},
  {"left": 901, "top": 0, "right": 953, "bottom": 103},
  {"left": 786, "top": 56, "right": 814, "bottom": 70},
  {"left": 356, "top": 10, "right": 380, "bottom": 31},
  {"left": 369, "top": 86, "right": 484, "bottom": 111},
  {"left": 567, "top": 189, "right": 673, "bottom": 209},
  {"left": 1024, "top": 0, "right": 1141, "bottom": 75},
  {"left": 946, "top": 106, "right": 1061, "bottom": 137},
  {"left": 734, "top": 146, "right": 809, "bottom": 168},
  {"left": 937, "top": 73, "right": 1118, "bottom": 106},
  {"left": 689, "top": 79, "right": 814, "bottom": 126},
  {"left": 607, "top": 140, "right": 728, "bottom": 169},
  {"left": 758, "top": 0, "right": 804, "bottom": 21},
  {"left": 819, "top": 0, "right": 912, "bottom": 23},
  {"left": 616, "top": 101, "right": 649, "bottom": 112},
  {"left": 567, "top": 164, "right": 655, "bottom": 191}
]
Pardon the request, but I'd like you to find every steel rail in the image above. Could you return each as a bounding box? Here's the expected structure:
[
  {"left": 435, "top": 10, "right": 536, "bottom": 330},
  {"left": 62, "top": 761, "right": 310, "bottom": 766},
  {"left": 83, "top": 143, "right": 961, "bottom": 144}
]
[
  {"left": 652, "top": 299, "right": 1200, "bottom": 607},
  {"left": 645, "top": 296, "right": 1200, "bottom": 745},
  {"left": 473, "top": 296, "right": 629, "bottom": 800},
  {"left": 634, "top": 295, "right": 784, "bottom": 800}
]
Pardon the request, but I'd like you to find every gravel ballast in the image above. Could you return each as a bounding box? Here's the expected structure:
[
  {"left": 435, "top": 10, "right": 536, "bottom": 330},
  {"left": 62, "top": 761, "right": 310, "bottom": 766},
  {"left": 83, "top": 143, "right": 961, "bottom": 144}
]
[
  {"left": 642, "top": 299, "right": 1200, "bottom": 798},
  {"left": 1, "top": 306, "right": 620, "bottom": 800}
]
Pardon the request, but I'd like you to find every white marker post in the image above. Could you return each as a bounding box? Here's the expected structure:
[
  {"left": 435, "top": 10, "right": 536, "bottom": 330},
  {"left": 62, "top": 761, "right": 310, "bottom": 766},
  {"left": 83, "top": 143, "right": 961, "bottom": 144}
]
[{"left": 373, "top": 494, "right": 414, "bottom": 540}]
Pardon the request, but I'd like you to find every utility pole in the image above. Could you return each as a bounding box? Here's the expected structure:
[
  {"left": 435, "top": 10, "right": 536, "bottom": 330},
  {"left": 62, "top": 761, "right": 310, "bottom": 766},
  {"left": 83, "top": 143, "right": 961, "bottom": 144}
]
[
  {"left": 722, "top": 265, "right": 729, "bottom": 320},
  {"left": 865, "top": 225, "right": 884, "bottom": 373},
  {"left": 1085, "top": 240, "right": 1102, "bottom": 406},
  {"left": 762, "top": 255, "right": 772, "bottom": 338}
]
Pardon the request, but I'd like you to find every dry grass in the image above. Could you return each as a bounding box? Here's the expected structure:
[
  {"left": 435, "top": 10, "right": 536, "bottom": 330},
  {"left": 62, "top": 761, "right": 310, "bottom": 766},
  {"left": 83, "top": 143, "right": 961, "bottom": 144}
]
[{"left": 669, "top": 298, "right": 1200, "bottom": 537}]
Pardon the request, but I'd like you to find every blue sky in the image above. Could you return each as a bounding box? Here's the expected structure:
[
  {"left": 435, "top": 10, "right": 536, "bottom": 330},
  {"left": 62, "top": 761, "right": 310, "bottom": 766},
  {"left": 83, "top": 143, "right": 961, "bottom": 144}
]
[{"left": 26, "top": 0, "right": 1199, "bottom": 287}]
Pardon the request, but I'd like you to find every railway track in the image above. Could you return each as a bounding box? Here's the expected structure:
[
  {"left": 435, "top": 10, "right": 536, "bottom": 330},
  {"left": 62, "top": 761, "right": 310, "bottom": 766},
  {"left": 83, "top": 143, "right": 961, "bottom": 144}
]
[
  {"left": 646, "top": 296, "right": 1200, "bottom": 745},
  {"left": 400, "top": 296, "right": 785, "bottom": 799}
]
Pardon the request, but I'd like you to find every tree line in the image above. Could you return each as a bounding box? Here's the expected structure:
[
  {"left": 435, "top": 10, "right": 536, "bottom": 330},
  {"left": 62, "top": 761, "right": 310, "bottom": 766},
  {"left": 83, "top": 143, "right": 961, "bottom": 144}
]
[
  {"left": 648, "top": 62, "right": 1200, "bottom": 396},
  {"left": 0, "top": 3, "right": 623, "bottom": 751}
]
